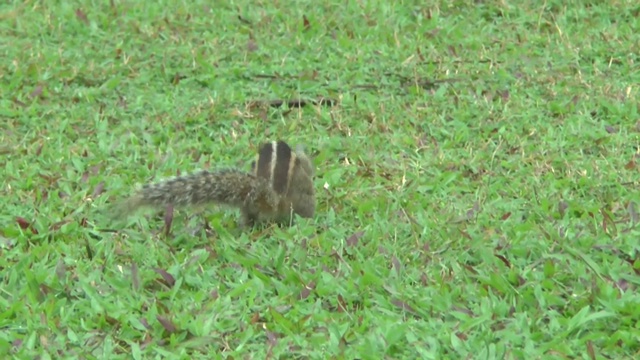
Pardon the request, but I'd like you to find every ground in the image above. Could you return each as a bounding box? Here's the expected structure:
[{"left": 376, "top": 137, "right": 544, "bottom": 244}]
[{"left": 1, "top": 0, "right": 640, "bottom": 358}]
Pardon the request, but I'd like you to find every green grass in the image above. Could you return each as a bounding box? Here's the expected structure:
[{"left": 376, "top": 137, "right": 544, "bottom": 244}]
[{"left": 2, "top": 0, "right": 640, "bottom": 358}]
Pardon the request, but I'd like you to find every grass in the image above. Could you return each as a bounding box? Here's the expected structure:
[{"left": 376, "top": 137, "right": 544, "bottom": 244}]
[{"left": 1, "top": 0, "right": 640, "bottom": 358}]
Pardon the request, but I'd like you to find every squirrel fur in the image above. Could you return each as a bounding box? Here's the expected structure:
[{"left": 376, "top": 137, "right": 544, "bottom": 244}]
[{"left": 113, "top": 140, "right": 316, "bottom": 227}]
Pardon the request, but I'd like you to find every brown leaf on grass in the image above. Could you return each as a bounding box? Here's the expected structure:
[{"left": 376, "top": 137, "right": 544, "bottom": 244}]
[
  {"left": 447, "top": 45, "right": 457, "bottom": 57},
  {"left": 39, "top": 284, "right": 52, "bottom": 298},
  {"left": 558, "top": 200, "right": 568, "bottom": 218},
  {"left": 451, "top": 305, "right": 475, "bottom": 317},
  {"left": 459, "top": 229, "right": 472, "bottom": 240},
  {"left": 605, "top": 125, "right": 617, "bottom": 134},
  {"left": 30, "top": 85, "right": 43, "bottom": 99},
  {"left": 467, "top": 201, "right": 480, "bottom": 220},
  {"left": 346, "top": 231, "right": 364, "bottom": 247},
  {"left": 501, "top": 212, "right": 512, "bottom": 220},
  {"left": 421, "top": 273, "right": 429, "bottom": 286},
  {"left": 50, "top": 219, "right": 72, "bottom": 231},
  {"left": 131, "top": 263, "right": 140, "bottom": 291},
  {"left": 35, "top": 142, "right": 44, "bottom": 156},
  {"left": 172, "top": 73, "right": 184, "bottom": 85},
  {"left": 58, "top": 191, "right": 68, "bottom": 199},
  {"left": 266, "top": 330, "right": 278, "bottom": 360},
  {"left": 16, "top": 217, "right": 30, "bottom": 230},
  {"left": 117, "top": 94, "right": 127, "bottom": 109},
  {"left": 482, "top": 89, "right": 493, "bottom": 102},
  {"left": 558, "top": 226, "right": 566, "bottom": 238},
  {"left": 16, "top": 217, "right": 38, "bottom": 234},
  {"left": 105, "top": 314, "right": 119, "bottom": 326},
  {"left": 13, "top": 98, "right": 27, "bottom": 107},
  {"left": 154, "top": 268, "right": 175, "bottom": 288},
  {"left": 415, "top": 46, "right": 425, "bottom": 62},
  {"left": 299, "top": 281, "right": 315, "bottom": 300},
  {"left": 250, "top": 312, "right": 260, "bottom": 324},
  {"left": 140, "top": 333, "right": 153, "bottom": 349},
  {"left": 462, "top": 263, "right": 478, "bottom": 274},
  {"left": 616, "top": 279, "right": 631, "bottom": 291},
  {"left": 586, "top": 340, "right": 596, "bottom": 360},
  {"left": 39, "top": 189, "right": 49, "bottom": 202},
  {"left": 570, "top": 94, "right": 580, "bottom": 106},
  {"left": 266, "top": 330, "right": 278, "bottom": 347},
  {"left": 288, "top": 344, "right": 304, "bottom": 353},
  {"left": 75, "top": 9, "right": 89, "bottom": 24},
  {"left": 156, "top": 315, "right": 178, "bottom": 334},
  {"left": 302, "top": 15, "right": 310, "bottom": 31},
  {"left": 601, "top": 209, "right": 616, "bottom": 235},
  {"left": 63, "top": 215, "right": 85, "bottom": 234},
  {"left": 163, "top": 205, "right": 174, "bottom": 237},
  {"left": 139, "top": 318, "right": 151, "bottom": 330},
  {"left": 391, "top": 298, "right": 418, "bottom": 316},
  {"left": 203, "top": 245, "right": 218, "bottom": 260},
  {"left": 81, "top": 171, "right": 90, "bottom": 183},
  {"left": 391, "top": 256, "right": 402, "bottom": 275},
  {"left": 499, "top": 89, "right": 510, "bottom": 101},
  {"left": 90, "top": 164, "right": 101, "bottom": 175},
  {"left": 624, "top": 160, "right": 636, "bottom": 170},
  {"left": 337, "top": 294, "right": 348, "bottom": 313},
  {"left": 92, "top": 181, "right": 105, "bottom": 197},
  {"left": 494, "top": 253, "right": 511, "bottom": 268},
  {"left": 247, "top": 38, "right": 258, "bottom": 52}
]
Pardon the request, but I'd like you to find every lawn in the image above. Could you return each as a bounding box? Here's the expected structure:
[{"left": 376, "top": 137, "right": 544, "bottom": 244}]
[{"left": 1, "top": 0, "right": 640, "bottom": 358}]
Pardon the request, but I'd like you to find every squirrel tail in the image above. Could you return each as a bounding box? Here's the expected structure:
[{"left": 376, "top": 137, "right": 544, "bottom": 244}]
[{"left": 111, "top": 169, "right": 280, "bottom": 220}]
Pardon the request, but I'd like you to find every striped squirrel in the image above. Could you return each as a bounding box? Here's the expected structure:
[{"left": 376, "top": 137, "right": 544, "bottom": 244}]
[{"left": 112, "top": 140, "right": 316, "bottom": 227}]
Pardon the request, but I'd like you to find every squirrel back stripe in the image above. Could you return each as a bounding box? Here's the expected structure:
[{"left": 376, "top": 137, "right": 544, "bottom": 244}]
[
  {"left": 255, "top": 141, "right": 273, "bottom": 179},
  {"left": 255, "top": 141, "right": 293, "bottom": 195},
  {"left": 273, "top": 141, "right": 292, "bottom": 194}
]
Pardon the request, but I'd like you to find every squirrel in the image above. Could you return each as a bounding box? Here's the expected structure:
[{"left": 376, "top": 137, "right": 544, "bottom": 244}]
[{"left": 111, "top": 140, "right": 316, "bottom": 227}]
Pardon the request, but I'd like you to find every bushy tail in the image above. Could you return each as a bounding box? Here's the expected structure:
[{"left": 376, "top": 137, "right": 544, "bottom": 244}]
[{"left": 109, "top": 169, "right": 278, "bottom": 220}]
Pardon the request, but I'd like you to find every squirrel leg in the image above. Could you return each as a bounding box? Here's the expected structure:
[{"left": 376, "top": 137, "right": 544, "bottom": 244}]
[{"left": 240, "top": 208, "right": 259, "bottom": 228}]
